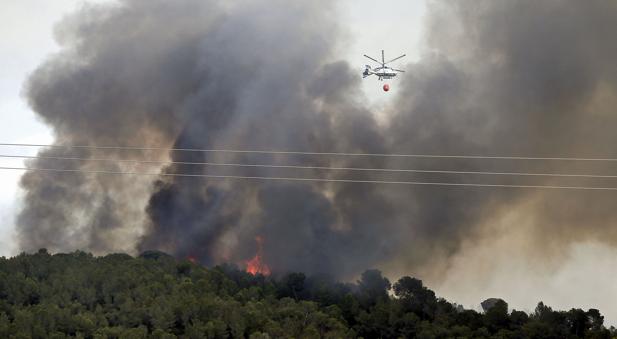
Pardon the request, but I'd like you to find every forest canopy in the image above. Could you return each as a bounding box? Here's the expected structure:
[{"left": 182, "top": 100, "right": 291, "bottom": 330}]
[{"left": 0, "top": 250, "right": 614, "bottom": 338}]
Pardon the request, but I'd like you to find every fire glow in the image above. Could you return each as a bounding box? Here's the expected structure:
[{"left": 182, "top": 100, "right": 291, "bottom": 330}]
[
  {"left": 187, "top": 255, "right": 197, "bottom": 264},
  {"left": 245, "top": 236, "right": 271, "bottom": 276}
]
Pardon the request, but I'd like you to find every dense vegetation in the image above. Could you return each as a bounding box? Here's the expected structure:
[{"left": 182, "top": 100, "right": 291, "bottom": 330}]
[{"left": 0, "top": 249, "right": 614, "bottom": 338}]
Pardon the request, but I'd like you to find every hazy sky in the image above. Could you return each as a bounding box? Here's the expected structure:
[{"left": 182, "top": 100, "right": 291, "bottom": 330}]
[{"left": 2, "top": 0, "right": 617, "bottom": 326}]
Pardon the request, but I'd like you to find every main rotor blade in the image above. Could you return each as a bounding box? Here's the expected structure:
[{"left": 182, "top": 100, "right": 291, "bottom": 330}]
[
  {"left": 382, "top": 50, "right": 385, "bottom": 65},
  {"left": 385, "top": 54, "right": 407, "bottom": 64},
  {"left": 363, "top": 54, "right": 381, "bottom": 64}
]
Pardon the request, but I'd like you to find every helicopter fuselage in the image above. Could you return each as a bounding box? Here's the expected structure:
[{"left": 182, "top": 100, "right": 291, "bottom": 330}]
[{"left": 363, "top": 66, "right": 398, "bottom": 81}]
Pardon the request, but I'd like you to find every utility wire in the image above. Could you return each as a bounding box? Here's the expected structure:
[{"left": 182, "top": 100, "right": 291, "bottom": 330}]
[
  {"left": 1, "top": 166, "right": 617, "bottom": 191},
  {"left": 1, "top": 154, "right": 616, "bottom": 179},
  {"left": 2, "top": 142, "right": 617, "bottom": 162}
]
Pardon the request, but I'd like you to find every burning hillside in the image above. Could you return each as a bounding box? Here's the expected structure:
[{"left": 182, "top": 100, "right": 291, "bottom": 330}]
[{"left": 16, "top": 1, "right": 617, "bottom": 317}]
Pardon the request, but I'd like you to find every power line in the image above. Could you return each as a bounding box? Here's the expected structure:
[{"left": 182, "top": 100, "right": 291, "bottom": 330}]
[
  {"left": 2, "top": 142, "right": 617, "bottom": 162},
  {"left": 2, "top": 154, "right": 617, "bottom": 179},
  {"left": 1, "top": 166, "right": 617, "bottom": 191}
]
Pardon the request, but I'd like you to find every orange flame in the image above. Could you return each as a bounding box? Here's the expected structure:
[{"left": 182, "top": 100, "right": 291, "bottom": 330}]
[{"left": 246, "top": 236, "right": 271, "bottom": 276}]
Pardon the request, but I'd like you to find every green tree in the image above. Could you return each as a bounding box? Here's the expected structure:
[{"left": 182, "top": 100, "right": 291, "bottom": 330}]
[
  {"left": 482, "top": 298, "right": 509, "bottom": 333},
  {"left": 357, "top": 270, "right": 390, "bottom": 308},
  {"left": 393, "top": 276, "right": 437, "bottom": 320}
]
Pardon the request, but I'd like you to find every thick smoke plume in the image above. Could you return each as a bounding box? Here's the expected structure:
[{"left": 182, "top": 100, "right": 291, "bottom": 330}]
[{"left": 18, "top": 0, "right": 617, "bottom": 289}]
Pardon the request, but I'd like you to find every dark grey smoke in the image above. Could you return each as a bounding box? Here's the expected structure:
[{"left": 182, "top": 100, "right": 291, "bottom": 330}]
[{"left": 18, "top": 0, "right": 617, "bottom": 281}]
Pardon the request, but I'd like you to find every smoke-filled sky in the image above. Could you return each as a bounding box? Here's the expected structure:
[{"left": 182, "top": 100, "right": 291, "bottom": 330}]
[{"left": 3, "top": 0, "right": 617, "bottom": 325}]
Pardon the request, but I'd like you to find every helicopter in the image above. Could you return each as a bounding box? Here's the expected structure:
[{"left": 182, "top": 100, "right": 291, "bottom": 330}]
[{"left": 362, "top": 50, "right": 406, "bottom": 91}]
